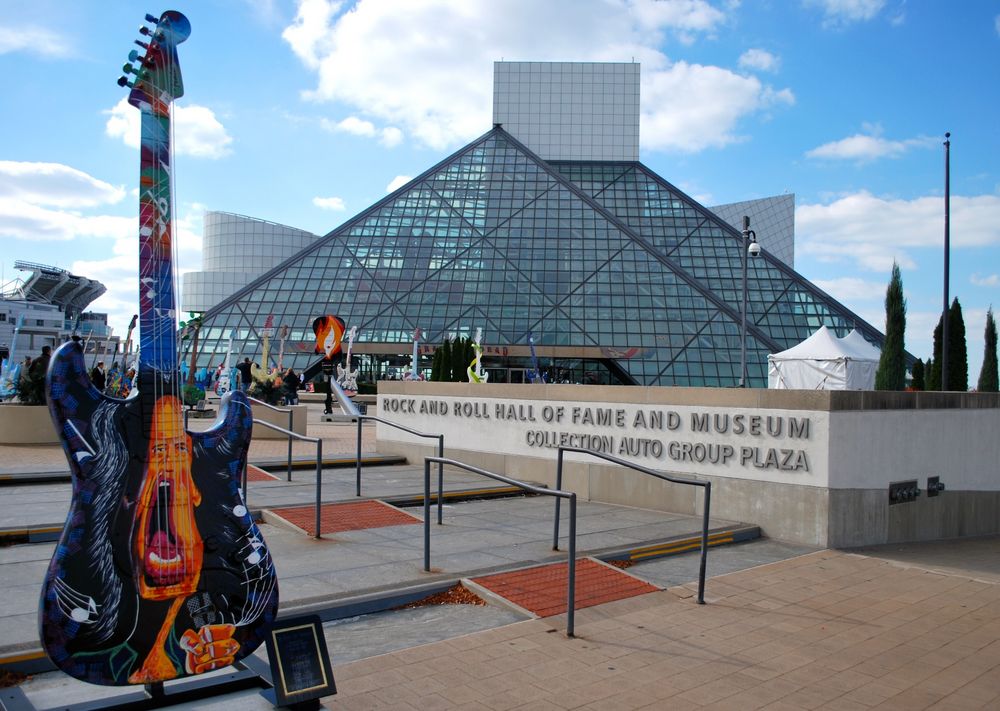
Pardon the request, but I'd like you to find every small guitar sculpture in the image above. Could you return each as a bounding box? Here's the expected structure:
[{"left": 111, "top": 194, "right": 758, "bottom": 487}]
[
  {"left": 336, "top": 326, "right": 359, "bottom": 394},
  {"left": 402, "top": 328, "right": 424, "bottom": 381},
  {"left": 526, "top": 332, "right": 547, "bottom": 384},
  {"left": 39, "top": 11, "right": 277, "bottom": 686},
  {"left": 250, "top": 315, "right": 276, "bottom": 385},
  {"left": 467, "top": 327, "right": 489, "bottom": 383},
  {"left": 0, "top": 315, "right": 25, "bottom": 399},
  {"left": 107, "top": 315, "right": 139, "bottom": 397},
  {"left": 276, "top": 325, "right": 290, "bottom": 372},
  {"left": 215, "top": 329, "right": 236, "bottom": 395}
]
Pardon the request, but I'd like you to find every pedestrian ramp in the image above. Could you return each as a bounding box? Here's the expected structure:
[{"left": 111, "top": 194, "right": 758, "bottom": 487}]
[
  {"left": 467, "top": 558, "right": 659, "bottom": 618},
  {"left": 263, "top": 499, "right": 420, "bottom": 536}
]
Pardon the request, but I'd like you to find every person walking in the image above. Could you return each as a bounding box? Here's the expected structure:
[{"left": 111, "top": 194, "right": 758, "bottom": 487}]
[
  {"left": 236, "top": 357, "right": 253, "bottom": 392},
  {"left": 283, "top": 368, "right": 300, "bottom": 405},
  {"left": 90, "top": 361, "right": 106, "bottom": 391}
]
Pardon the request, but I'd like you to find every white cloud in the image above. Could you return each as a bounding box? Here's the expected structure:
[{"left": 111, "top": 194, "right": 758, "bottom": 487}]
[
  {"left": 380, "top": 127, "right": 404, "bottom": 148},
  {"left": 797, "top": 191, "right": 1000, "bottom": 272},
  {"left": 386, "top": 175, "right": 412, "bottom": 193},
  {"left": 0, "top": 161, "right": 125, "bottom": 208},
  {"left": 0, "top": 161, "right": 132, "bottom": 242},
  {"left": 805, "top": 0, "right": 886, "bottom": 28},
  {"left": 323, "top": 116, "right": 377, "bottom": 137},
  {"left": 313, "top": 196, "right": 346, "bottom": 210},
  {"left": 738, "top": 48, "right": 779, "bottom": 72},
  {"left": 971, "top": 273, "right": 1000, "bottom": 288},
  {"left": 806, "top": 131, "right": 934, "bottom": 162},
  {"left": 105, "top": 98, "right": 233, "bottom": 158},
  {"left": 642, "top": 62, "right": 794, "bottom": 152},
  {"left": 320, "top": 116, "right": 403, "bottom": 147},
  {"left": 282, "top": 0, "right": 791, "bottom": 153},
  {"left": 0, "top": 25, "right": 72, "bottom": 58},
  {"left": 811, "top": 276, "right": 887, "bottom": 302}
]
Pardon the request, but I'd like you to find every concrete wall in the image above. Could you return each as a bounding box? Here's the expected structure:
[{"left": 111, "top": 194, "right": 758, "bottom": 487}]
[{"left": 375, "top": 383, "right": 1000, "bottom": 548}]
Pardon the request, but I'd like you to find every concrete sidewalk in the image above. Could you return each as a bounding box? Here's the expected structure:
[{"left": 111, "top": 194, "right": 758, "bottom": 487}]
[{"left": 328, "top": 537, "right": 1000, "bottom": 710}]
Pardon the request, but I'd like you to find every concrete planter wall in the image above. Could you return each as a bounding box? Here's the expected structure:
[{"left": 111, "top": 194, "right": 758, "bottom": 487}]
[
  {"left": 250, "top": 403, "right": 308, "bottom": 440},
  {"left": 0, "top": 404, "right": 59, "bottom": 445}
]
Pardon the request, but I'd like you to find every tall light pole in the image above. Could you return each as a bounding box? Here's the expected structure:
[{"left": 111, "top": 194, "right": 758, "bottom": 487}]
[
  {"left": 740, "top": 216, "right": 760, "bottom": 387},
  {"left": 941, "top": 132, "right": 951, "bottom": 391}
]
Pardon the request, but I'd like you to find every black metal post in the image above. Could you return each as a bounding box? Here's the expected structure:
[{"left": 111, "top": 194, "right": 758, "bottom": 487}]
[
  {"left": 314, "top": 439, "right": 323, "bottom": 539},
  {"left": 567, "top": 494, "right": 577, "bottom": 637},
  {"left": 553, "top": 449, "right": 564, "bottom": 550},
  {"left": 423, "top": 458, "right": 431, "bottom": 571},
  {"left": 437, "top": 435, "right": 444, "bottom": 525},
  {"left": 355, "top": 415, "right": 362, "bottom": 496},
  {"left": 697, "top": 482, "right": 711, "bottom": 605},
  {"left": 286, "top": 409, "right": 293, "bottom": 482},
  {"left": 942, "top": 132, "right": 951, "bottom": 391}
]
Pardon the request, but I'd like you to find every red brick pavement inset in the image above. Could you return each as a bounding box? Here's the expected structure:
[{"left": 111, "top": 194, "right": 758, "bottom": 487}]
[
  {"left": 246, "top": 464, "right": 280, "bottom": 482},
  {"left": 269, "top": 500, "right": 420, "bottom": 536},
  {"left": 472, "top": 558, "right": 658, "bottom": 617}
]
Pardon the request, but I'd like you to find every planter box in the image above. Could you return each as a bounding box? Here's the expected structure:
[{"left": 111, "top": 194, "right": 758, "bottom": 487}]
[
  {"left": 250, "top": 403, "right": 308, "bottom": 440},
  {"left": 0, "top": 404, "right": 59, "bottom": 445}
]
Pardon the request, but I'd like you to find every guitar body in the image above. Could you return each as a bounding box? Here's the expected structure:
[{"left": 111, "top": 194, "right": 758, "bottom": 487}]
[
  {"left": 41, "top": 342, "right": 276, "bottom": 685},
  {"left": 38, "top": 11, "right": 277, "bottom": 686}
]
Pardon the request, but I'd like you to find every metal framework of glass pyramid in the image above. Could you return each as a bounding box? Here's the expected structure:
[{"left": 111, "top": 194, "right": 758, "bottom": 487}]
[{"left": 183, "top": 126, "right": 889, "bottom": 387}]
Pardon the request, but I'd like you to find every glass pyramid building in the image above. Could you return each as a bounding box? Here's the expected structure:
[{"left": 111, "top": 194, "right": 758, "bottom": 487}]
[{"left": 184, "top": 125, "right": 889, "bottom": 388}]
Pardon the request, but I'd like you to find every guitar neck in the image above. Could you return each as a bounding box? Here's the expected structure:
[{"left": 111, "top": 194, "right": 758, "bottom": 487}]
[{"left": 137, "top": 107, "right": 178, "bottom": 377}]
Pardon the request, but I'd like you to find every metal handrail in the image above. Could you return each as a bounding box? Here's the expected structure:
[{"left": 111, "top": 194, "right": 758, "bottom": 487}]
[
  {"left": 248, "top": 396, "right": 296, "bottom": 481},
  {"left": 252, "top": 419, "right": 323, "bottom": 539},
  {"left": 555, "top": 446, "right": 712, "bottom": 604},
  {"left": 423, "top": 456, "right": 579, "bottom": 637},
  {"left": 356, "top": 415, "right": 444, "bottom": 507}
]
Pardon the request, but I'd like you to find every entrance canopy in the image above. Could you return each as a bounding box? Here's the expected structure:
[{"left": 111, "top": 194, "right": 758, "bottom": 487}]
[{"left": 768, "top": 326, "right": 879, "bottom": 390}]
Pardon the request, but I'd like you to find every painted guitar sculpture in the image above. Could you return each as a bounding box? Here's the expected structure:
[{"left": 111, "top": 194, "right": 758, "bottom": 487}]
[
  {"left": 0, "top": 315, "right": 25, "bottom": 399},
  {"left": 39, "top": 11, "right": 278, "bottom": 686}
]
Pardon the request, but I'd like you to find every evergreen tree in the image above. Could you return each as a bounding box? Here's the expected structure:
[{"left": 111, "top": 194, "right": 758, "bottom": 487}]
[
  {"left": 928, "top": 317, "right": 942, "bottom": 391},
  {"left": 430, "top": 343, "right": 444, "bottom": 381},
  {"left": 875, "top": 263, "right": 907, "bottom": 390},
  {"left": 437, "top": 338, "right": 452, "bottom": 382},
  {"left": 910, "top": 358, "right": 925, "bottom": 391},
  {"left": 977, "top": 307, "right": 997, "bottom": 392},
  {"left": 450, "top": 336, "right": 467, "bottom": 382},
  {"left": 948, "top": 297, "right": 968, "bottom": 391}
]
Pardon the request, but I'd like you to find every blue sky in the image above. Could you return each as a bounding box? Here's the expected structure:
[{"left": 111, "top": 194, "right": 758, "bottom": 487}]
[{"left": 2, "top": 0, "right": 998, "bottom": 383}]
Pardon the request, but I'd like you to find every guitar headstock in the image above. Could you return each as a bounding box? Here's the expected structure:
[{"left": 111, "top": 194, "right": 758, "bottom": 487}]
[{"left": 118, "top": 11, "right": 190, "bottom": 108}]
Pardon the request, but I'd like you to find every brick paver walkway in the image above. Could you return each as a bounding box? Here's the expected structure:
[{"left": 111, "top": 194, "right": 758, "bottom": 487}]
[
  {"left": 270, "top": 500, "right": 420, "bottom": 536},
  {"left": 329, "top": 548, "right": 1000, "bottom": 710},
  {"left": 472, "top": 559, "right": 659, "bottom": 617}
]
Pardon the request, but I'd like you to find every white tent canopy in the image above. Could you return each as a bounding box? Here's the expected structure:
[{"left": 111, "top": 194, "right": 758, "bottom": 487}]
[{"left": 767, "top": 326, "right": 880, "bottom": 390}]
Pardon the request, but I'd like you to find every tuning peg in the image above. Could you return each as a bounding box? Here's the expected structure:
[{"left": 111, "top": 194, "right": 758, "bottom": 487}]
[
  {"left": 145, "top": 13, "right": 159, "bottom": 23},
  {"left": 117, "top": 76, "right": 134, "bottom": 88},
  {"left": 128, "top": 49, "right": 141, "bottom": 62},
  {"left": 139, "top": 25, "right": 151, "bottom": 36},
  {"left": 134, "top": 39, "right": 149, "bottom": 49},
  {"left": 122, "top": 63, "right": 141, "bottom": 75}
]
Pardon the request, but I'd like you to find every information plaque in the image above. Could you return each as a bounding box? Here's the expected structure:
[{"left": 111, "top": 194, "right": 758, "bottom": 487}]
[{"left": 264, "top": 615, "right": 336, "bottom": 709}]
